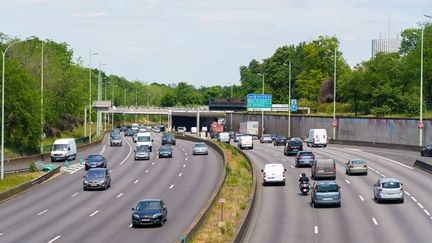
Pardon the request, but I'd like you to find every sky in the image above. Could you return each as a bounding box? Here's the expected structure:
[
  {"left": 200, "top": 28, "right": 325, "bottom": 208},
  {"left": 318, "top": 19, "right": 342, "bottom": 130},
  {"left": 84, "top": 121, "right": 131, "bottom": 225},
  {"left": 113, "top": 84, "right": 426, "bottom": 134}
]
[{"left": 0, "top": 0, "right": 430, "bottom": 87}]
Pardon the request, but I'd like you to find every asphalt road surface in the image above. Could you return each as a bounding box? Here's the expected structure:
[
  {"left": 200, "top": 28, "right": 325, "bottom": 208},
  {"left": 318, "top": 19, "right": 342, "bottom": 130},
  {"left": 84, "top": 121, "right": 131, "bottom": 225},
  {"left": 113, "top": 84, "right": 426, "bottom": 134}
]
[
  {"left": 242, "top": 140, "right": 432, "bottom": 243},
  {"left": 0, "top": 132, "right": 223, "bottom": 243}
]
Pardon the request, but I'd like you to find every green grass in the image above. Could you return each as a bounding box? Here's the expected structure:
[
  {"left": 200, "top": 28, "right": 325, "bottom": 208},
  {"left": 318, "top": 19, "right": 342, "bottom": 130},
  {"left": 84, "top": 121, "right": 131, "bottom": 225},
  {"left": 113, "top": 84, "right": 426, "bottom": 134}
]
[{"left": 0, "top": 171, "right": 45, "bottom": 193}]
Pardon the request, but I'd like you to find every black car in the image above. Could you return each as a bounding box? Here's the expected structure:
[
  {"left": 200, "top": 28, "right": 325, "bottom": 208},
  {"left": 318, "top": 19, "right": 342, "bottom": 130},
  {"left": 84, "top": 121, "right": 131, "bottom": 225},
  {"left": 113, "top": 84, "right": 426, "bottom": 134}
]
[
  {"left": 421, "top": 144, "right": 432, "bottom": 156},
  {"left": 132, "top": 199, "right": 167, "bottom": 227},
  {"left": 125, "top": 129, "right": 134, "bottom": 136},
  {"left": 274, "top": 136, "right": 288, "bottom": 146},
  {"left": 284, "top": 140, "right": 303, "bottom": 156},
  {"left": 270, "top": 134, "right": 278, "bottom": 141},
  {"left": 83, "top": 168, "right": 111, "bottom": 190},
  {"left": 158, "top": 145, "right": 173, "bottom": 158},
  {"left": 85, "top": 154, "right": 107, "bottom": 170},
  {"left": 161, "top": 133, "right": 176, "bottom": 145}
]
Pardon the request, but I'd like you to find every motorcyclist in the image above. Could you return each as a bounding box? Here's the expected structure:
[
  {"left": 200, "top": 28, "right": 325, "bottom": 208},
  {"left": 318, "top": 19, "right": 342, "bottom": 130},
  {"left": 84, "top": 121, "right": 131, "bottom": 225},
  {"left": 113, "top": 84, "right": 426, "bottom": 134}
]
[{"left": 298, "top": 173, "right": 309, "bottom": 185}]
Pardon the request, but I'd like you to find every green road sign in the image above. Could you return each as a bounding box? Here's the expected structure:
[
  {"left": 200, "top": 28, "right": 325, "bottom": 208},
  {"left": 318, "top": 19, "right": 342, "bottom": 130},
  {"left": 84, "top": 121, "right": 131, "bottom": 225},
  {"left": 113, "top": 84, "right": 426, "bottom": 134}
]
[{"left": 247, "top": 94, "right": 272, "bottom": 111}]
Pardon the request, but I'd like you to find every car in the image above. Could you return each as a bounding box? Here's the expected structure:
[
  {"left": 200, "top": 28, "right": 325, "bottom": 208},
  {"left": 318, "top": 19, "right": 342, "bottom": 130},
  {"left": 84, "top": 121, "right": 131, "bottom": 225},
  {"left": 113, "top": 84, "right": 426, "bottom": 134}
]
[
  {"left": 270, "top": 134, "right": 278, "bottom": 141},
  {"left": 311, "top": 181, "right": 341, "bottom": 207},
  {"left": 373, "top": 178, "right": 404, "bottom": 203},
  {"left": 261, "top": 163, "right": 286, "bottom": 186},
  {"left": 192, "top": 142, "right": 208, "bottom": 155},
  {"left": 306, "top": 129, "right": 328, "bottom": 147},
  {"left": 290, "top": 137, "right": 303, "bottom": 142},
  {"left": 85, "top": 154, "right": 107, "bottom": 170},
  {"left": 228, "top": 131, "right": 236, "bottom": 139},
  {"left": 161, "top": 133, "right": 176, "bottom": 145},
  {"left": 125, "top": 128, "right": 134, "bottom": 137},
  {"left": 217, "top": 132, "right": 230, "bottom": 143},
  {"left": 110, "top": 128, "right": 120, "bottom": 138},
  {"left": 311, "top": 159, "right": 336, "bottom": 180},
  {"left": 345, "top": 159, "right": 368, "bottom": 175},
  {"left": 83, "top": 168, "right": 111, "bottom": 190},
  {"left": 284, "top": 139, "right": 303, "bottom": 156},
  {"left": 295, "top": 151, "right": 315, "bottom": 167},
  {"left": 177, "top": 127, "right": 186, "bottom": 133},
  {"left": 420, "top": 144, "right": 432, "bottom": 156},
  {"left": 110, "top": 134, "right": 122, "bottom": 146},
  {"left": 274, "top": 136, "right": 288, "bottom": 146},
  {"left": 234, "top": 133, "right": 244, "bottom": 142},
  {"left": 136, "top": 132, "right": 153, "bottom": 151},
  {"left": 131, "top": 199, "right": 167, "bottom": 227},
  {"left": 260, "top": 134, "right": 273, "bottom": 143},
  {"left": 134, "top": 145, "right": 150, "bottom": 160},
  {"left": 154, "top": 127, "right": 161, "bottom": 133},
  {"left": 238, "top": 135, "right": 253, "bottom": 150},
  {"left": 158, "top": 145, "right": 173, "bottom": 158}
]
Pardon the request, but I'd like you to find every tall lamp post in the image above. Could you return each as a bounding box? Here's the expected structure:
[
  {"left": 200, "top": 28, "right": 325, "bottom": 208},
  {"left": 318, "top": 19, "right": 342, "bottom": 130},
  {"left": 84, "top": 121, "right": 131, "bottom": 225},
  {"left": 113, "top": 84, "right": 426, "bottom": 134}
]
[
  {"left": 420, "top": 14, "right": 431, "bottom": 146},
  {"left": 286, "top": 61, "right": 292, "bottom": 138},
  {"left": 1, "top": 38, "right": 36, "bottom": 180},
  {"left": 258, "top": 73, "right": 265, "bottom": 137},
  {"left": 88, "top": 50, "right": 98, "bottom": 142},
  {"left": 332, "top": 47, "right": 337, "bottom": 140},
  {"left": 40, "top": 41, "right": 44, "bottom": 154},
  {"left": 97, "top": 62, "right": 106, "bottom": 136},
  {"left": 111, "top": 84, "right": 117, "bottom": 130}
]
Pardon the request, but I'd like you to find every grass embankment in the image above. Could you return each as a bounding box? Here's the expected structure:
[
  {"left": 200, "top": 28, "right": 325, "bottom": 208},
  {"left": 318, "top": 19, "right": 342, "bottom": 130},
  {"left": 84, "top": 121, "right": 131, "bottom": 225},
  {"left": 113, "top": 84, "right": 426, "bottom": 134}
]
[
  {"left": 191, "top": 142, "right": 253, "bottom": 243},
  {"left": 0, "top": 172, "right": 45, "bottom": 193}
]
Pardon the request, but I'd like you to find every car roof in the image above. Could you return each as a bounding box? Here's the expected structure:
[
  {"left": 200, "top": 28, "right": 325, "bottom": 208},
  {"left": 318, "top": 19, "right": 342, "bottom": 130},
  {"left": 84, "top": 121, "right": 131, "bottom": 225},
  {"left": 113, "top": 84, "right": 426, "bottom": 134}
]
[
  {"left": 380, "top": 177, "right": 400, "bottom": 182},
  {"left": 264, "top": 163, "right": 284, "bottom": 169},
  {"left": 314, "top": 180, "right": 338, "bottom": 185}
]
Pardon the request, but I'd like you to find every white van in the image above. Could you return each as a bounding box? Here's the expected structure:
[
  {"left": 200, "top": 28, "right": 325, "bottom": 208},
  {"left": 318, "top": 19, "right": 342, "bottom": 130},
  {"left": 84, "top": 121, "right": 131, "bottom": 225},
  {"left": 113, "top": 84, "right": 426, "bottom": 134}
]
[
  {"left": 261, "top": 163, "right": 286, "bottom": 186},
  {"left": 136, "top": 132, "right": 153, "bottom": 151},
  {"left": 191, "top": 127, "right": 197, "bottom": 134},
  {"left": 307, "top": 129, "right": 328, "bottom": 147},
  {"left": 238, "top": 135, "right": 253, "bottom": 150},
  {"left": 218, "top": 132, "right": 230, "bottom": 143},
  {"left": 131, "top": 123, "right": 139, "bottom": 132},
  {"left": 50, "top": 138, "right": 77, "bottom": 162}
]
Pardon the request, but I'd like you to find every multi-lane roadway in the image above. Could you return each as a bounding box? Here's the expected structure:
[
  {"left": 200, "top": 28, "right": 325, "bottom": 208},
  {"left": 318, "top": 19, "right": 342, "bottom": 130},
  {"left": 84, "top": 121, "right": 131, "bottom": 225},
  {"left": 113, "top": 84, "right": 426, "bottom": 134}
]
[
  {"left": 0, "top": 133, "right": 223, "bottom": 243},
  {"left": 243, "top": 140, "right": 432, "bottom": 243}
]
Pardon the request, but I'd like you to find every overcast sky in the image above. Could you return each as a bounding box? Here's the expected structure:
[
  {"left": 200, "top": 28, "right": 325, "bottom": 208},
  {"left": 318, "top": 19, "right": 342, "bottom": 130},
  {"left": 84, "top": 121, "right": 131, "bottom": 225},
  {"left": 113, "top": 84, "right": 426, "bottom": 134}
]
[{"left": 0, "top": 0, "right": 430, "bottom": 87}]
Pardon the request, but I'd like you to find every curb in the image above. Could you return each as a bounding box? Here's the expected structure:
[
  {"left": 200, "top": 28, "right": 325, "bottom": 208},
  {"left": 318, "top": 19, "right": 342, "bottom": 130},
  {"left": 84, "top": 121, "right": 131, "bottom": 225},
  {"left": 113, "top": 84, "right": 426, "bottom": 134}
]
[
  {"left": 414, "top": 160, "right": 432, "bottom": 174},
  {"left": 329, "top": 139, "right": 421, "bottom": 152}
]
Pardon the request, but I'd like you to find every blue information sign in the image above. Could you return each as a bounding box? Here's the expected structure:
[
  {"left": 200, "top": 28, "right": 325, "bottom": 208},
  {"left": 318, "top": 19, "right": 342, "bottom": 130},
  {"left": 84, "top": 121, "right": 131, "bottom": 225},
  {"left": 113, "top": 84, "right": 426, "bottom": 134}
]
[
  {"left": 291, "top": 99, "right": 297, "bottom": 112},
  {"left": 247, "top": 94, "right": 272, "bottom": 111}
]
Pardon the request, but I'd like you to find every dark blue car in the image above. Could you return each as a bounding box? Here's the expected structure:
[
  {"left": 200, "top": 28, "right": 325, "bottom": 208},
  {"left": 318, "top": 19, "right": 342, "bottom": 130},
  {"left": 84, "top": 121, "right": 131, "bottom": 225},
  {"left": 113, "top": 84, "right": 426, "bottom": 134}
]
[{"left": 132, "top": 199, "right": 167, "bottom": 227}]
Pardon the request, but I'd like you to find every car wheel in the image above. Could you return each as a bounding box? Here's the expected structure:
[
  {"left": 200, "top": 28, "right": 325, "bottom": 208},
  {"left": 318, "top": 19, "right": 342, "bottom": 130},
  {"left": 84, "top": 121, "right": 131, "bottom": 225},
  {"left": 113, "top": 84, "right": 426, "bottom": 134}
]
[
  {"left": 324, "top": 144, "right": 327, "bottom": 148},
  {"left": 364, "top": 172, "right": 368, "bottom": 176},
  {"left": 159, "top": 218, "right": 164, "bottom": 227},
  {"left": 337, "top": 203, "right": 341, "bottom": 208},
  {"left": 132, "top": 223, "right": 137, "bottom": 228},
  {"left": 421, "top": 151, "right": 424, "bottom": 156},
  {"left": 400, "top": 198, "right": 404, "bottom": 203},
  {"left": 83, "top": 187, "right": 87, "bottom": 191},
  {"left": 104, "top": 183, "right": 108, "bottom": 190}
]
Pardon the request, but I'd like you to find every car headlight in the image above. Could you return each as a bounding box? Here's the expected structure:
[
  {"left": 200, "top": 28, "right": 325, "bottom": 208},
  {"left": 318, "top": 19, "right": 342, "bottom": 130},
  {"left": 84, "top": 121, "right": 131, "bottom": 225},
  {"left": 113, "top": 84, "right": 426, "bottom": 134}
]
[
  {"left": 133, "top": 214, "right": 140, "bottom": 219},
  {"left": 84, "top": 180, "right": 89, "bottom": 184},
  {"left": 99, "top": 180, "right": 105, "bottom": 184},
  {"left": 152, "top": 213, "right": 162, "bottom": 219}
]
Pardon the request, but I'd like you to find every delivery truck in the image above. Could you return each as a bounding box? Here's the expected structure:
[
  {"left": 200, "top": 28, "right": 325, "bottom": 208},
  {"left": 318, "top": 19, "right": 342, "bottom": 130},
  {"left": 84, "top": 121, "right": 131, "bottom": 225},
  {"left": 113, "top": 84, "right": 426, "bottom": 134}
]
[{"left": 239, "top": 121, "right": 259, "bottom": 136}]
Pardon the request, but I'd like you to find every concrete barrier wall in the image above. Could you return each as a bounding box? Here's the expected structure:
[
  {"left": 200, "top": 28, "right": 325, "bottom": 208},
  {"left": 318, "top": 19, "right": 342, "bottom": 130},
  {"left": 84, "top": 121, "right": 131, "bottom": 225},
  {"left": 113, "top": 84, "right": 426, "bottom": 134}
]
[{"left": 229, "top": 114, "right": 431, "bottom": 147}]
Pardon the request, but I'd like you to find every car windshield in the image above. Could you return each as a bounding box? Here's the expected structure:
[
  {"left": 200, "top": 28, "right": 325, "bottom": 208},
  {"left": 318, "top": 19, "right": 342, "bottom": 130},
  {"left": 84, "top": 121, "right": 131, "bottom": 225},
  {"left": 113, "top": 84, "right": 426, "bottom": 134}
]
[
  {"left": 87, "top": 155, "right": 104, "bottom": 162},
  {"left": 352, "top": 160, "right": 364, "bottom": 165},
  {"left": 53, "top": 144, "right": 68, "bottom": 151},
  {"left": 137, "top": 201, "right": 161, "bottom": 211},
  {"left": 278, "top": 136, "right": 287, "bottom": 140},
  {"left": 86, "top": 170, "right": 104, "bottom": 178},
  {"left": 136, "top": 146, "right": 148, "bottom": 152},
  {"left": 263, "top": 134, "right": 271, "bottom": 137},
  {"left": 382, "top": 182, "right": 400, "bottom": 188},
  {"left": 112, "top": 135, "right": 121, "bottom": 139},
  {"left": 316, "top": 184, "right": 339, "bottom": 192},
  {"left": 137, "top": 136, "right": 150, "bottom": 142},
  {"left": 289, "top": 141, "right": 302, "bottom": 146},
  {"left": 163, "top": 134, "right": 173, "bottom": 139},
  {"left": 195, "top": 143, "right": 207, "bottom": 148}
]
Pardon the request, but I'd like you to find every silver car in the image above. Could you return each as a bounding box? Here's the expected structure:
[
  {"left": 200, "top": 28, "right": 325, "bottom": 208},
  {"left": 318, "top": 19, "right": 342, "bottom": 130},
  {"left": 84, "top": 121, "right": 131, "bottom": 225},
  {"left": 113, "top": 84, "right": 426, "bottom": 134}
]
[
  {"left": 134, "top": 145, "right": 150, "bottom": 160},
  {"left": 345, "top": 159, "right": 368, "bottom": 175},
  {"left": 260, "top": 134, "right": 273, "bottom": 143},
  {"left": 373, "top": 178, "right": 404, "bottom": 203},
  {"left": 110, "top": 135, "right": 122, "bottom": 146},
  {"left": 311, "top": 181, "right": 341, "bottom": 207},
  {"left": 192, "top": 142, "right": 208, "bottom": 155}
]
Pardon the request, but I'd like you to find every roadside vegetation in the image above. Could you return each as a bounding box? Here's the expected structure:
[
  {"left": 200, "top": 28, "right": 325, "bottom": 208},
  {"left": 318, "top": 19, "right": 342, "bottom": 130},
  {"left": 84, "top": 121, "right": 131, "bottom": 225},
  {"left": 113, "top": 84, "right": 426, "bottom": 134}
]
[
  {"left": 191, "top": 142, "right": 252, "bottom": 243},
  {"left": 0, "top": 172, "right": 45, "bottom": 193}
]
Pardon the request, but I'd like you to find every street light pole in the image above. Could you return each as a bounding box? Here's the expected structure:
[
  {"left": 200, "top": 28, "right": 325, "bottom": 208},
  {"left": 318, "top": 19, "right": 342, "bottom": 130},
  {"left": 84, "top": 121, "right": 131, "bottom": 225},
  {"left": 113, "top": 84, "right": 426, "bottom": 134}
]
[
  {"left": 288, "top": 61, "right": 292, "bottom": 138},
  {"left": 333, "top": 47, "right": 337, "bottom": 140},
  {"left": 97, "top": 62, "right": 105, "bottom": 136},
  {"left": 112, "top": 84, "right": 116, "bottom": 130},
  {"left": 1, "top": 38, "right": 35, "bottom": 180},
  {"left": 40, "top": 41, "right": 44, "bottom": 154},
  {"left": 88, "top": 50, "right": 98, "bottom": 142},
  {"left": 135, "top": 90, "right": 138, "bottom": 123},
  {"left": 420, "top": 24, "right": 424, "bottom": 146},
  {"left": 261, "top": 74, "right": 265, "bottom": 138}
]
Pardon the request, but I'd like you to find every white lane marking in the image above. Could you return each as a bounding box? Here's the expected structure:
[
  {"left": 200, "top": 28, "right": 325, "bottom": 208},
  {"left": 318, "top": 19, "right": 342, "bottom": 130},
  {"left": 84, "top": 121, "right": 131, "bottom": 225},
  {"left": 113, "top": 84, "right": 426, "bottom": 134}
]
[
  {"left": 359, "top": 195, "right": 365, "bottom": 201},
  {"left": 404, "top": 191, "right": 411, "bottom": 196},
  {"left": 116, "top": 193, "right": 124, "bottom": 199},
  {"left": 357, "top": 151, "right": 413, "bottom": 170},
  {"left": 38, "top": 209, "right": 48, "bottom": 216},
  {"left": 89, "top": 210, "right": 99, "bottom": 217},
  {"left": 380, "top": 174, "right": 386, "bottom": 177},
  {"left": 100, "top": 145, "right": 106, "bottom": 154},
  {"left": 119, "top": 138, "right": 133, "bottom": 165},
  {"left": 274, "top": 154, "right": 278, "bottom": 156},
  {"left": 282, "top": 159, "right": 286, "bottom": 162},
  {"left": 145, "top": 170, "right": 149, "bottom": 173},
  {"left": 183, "top": 164, "right": 186, "bottom": 168},
  {"left": 424, "top": 210, "right": 431, "bottom": 216},
  {"left": 185, "top": 158, "right": 188, "bottom": 161},
  {"left": 71, "top": 192, "right": 79, "bottom": 198},
  {"left": 129, "top": 224, "right": 133, "bottom": 228},
  {"left": 417, "top": 203, "right": 424, "bottom": 209},
  {"left": 68, "top": 165, "right": 85, "bottom": 175},
  {"left": 372, "top": 218, "right": 378, "bottom": 225},
  {"left": 169, "top": 184, "right": 174, "bottom": 190},
  {"left": 347, "top": 148, "right": 362, "bottom": 151},
  {"left": 0, "top": 233, "right": 3, "bottom": 236},
  {"left": 109, "top": 169, "right": 113, "bottom": 173},
  {"left": 411, "top": 197, "right": 418, "bottom": 203},
  {"left": 134, "top": 179, "right": 139, "bottom": 184},
  {"left": 152, "top": 162, "right": 155, "bottom": 165},
  {"left": 185, "top": 153, "right": 188, "bottom": 156},
  {"left": 314, "top": 226, "right": 318, "bottom": 234},
  {"left": 345, "top": 179, "right": 351, "bottom": 184},
  {"left": 48, "top": 235, "right": 61, "bottom": 243},
  {"left": 178, "top": 173, "right": 182, "bottom": 177},
  {"left": 290, "top": 165, "right": 295, "bottom": 169}
]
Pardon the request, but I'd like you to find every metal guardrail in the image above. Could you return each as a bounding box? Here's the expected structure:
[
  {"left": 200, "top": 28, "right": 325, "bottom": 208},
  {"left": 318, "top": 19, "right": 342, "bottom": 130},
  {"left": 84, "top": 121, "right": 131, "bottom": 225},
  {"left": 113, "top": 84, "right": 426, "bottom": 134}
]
[{"left": 414, "top": 160, "right": 432, "bottom": 174}]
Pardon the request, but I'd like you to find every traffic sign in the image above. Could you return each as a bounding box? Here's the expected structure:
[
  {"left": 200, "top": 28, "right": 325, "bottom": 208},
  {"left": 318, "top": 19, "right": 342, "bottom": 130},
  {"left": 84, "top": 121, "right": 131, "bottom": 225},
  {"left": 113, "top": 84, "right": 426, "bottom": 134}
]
[
  {"left": 418, "top": 121, "right": 425, "bottom": 129},
  {"left": 331, "top": 119, "right": 338, "bottom": 127},
  {"left": 272, "top": 104, "right": 289, "bottom": 112},
  {"left": 291, "top": 99, "right": 297, "bottom": 112},
  {"left": 247, "top": 94, "right": 272, "bottom": 111},
  {"left": 219, "top": 198, "right": 225, "bottom": 204}
]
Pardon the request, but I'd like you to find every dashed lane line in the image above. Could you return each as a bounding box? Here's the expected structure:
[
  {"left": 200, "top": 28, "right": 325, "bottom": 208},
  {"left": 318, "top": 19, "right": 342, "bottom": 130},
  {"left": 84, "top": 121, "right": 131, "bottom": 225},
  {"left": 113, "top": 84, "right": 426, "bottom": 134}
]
[
  {"left": 411, "top": 197, "right": 418, "bottom": 203},
  {"left": 47, "top": 235, "right": 61, "bottom": 243},
  {"left": 418, "top": 203, "right": 424, "bottom": 209},
  {"left": 109, "top": 169, "right": 113, "bottom": 173},
  {"left": 314, "top": 226, "right": 318, "bottom": 234},
  {"left": 152, "top": 162, "right": 155, "bottom": 165},
  {"left": 169, "top": 184, "right": 174, "bottom": 190},
  {"left": 183, "top": 164, "right": 186, "bottom": 168},
  {"left": 345, "top": 179, "right": 351, "bottom": 184},
  {"left": 71, "top": 192, "right": 79, "bottom": 198},
  {"left": 89, "top": 210, "right": 99, "bottom": 217},
  {"left": 372, "top": 218, "right": 378, "bottom": 225},
  {"left": 424, "top": 210, "right": 431, "bottom": 216},
  {"left": 404, "top": 191, "right": 411, "bottom": 196},
  {"left": 178, "top": 173, "right": 182, "bottom": 177},
  {"left": 38, "top": 209, "right": 48, "bottom": 216},
  {"left": 145, "top": 170, "right": 149, "bottom": 173},
  {"left": 134, "top": 179, "right": 139, "bottom": 184},
  {"left": 129, "top": 224, "right": 133, "bottom": 228},
  {"left": 359, "top": 195, "right": 365, "bottom": 201}
]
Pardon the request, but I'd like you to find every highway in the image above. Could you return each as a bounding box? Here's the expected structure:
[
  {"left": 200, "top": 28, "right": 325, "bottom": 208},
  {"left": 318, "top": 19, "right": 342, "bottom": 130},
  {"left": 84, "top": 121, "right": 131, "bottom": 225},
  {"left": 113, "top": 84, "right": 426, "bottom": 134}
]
[
  {"left": 0, "top": 132, "right": 223, "bottom": 243},
  {"left": 242, "top": 140, "right": 432, "bottom": 243}
]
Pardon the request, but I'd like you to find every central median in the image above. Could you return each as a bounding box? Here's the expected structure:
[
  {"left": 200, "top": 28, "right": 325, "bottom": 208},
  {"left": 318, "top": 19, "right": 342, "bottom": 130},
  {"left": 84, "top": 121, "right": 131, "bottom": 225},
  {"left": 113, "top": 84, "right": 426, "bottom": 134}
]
[{"left": 175, "top": 134, "right": 256, "bottom": 243}]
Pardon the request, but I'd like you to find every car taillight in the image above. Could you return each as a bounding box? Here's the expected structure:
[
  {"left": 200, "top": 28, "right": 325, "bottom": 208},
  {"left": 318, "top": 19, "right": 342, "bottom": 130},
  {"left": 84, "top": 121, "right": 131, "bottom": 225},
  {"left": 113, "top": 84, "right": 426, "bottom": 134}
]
[
  {"left": 283, "top": 171, "right": 285, "bottom": 177},
  {"left": 333, "top": 164, "right": 336, "bottom": 172},
  {"left": 378, "top": 188, "right": 382, "bottom": 192},
  {"left": 263, "top": 172, "right": 266, "bottom": 177},
  {"left": 349, "top": 165, "right": 354, "bottom": 168},
  {"left": 298, "top": 156, "right": 302, "bottom": 159},
  {"left": 363, "top": 165, "right": 367, "bottom": 168},
  {"left": 400, "top": 183, "right": 404, "bottom": 191}
]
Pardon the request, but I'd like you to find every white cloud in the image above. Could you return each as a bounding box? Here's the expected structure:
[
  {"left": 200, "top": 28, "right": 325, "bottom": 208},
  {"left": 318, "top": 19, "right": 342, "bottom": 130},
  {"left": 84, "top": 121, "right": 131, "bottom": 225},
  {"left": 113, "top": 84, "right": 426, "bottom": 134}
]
[{"left": 73, "top": 11, "right": 108, "bottom": 18}]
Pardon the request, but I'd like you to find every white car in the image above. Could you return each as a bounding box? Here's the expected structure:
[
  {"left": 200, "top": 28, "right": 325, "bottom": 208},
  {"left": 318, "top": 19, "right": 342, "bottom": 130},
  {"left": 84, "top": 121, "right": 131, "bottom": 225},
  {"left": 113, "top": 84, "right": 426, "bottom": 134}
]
[
  {"left": 238, "top": 135, "right": 253, "bottom": 150},
  {"left": 306, "top": 129, "right": 328, "bottom": 147},
  {"left": 177, "top": 127, "right": 186, "bottom": 133},
  {"left": 261, "top": 163, "right": 286, "bottom": 186}
]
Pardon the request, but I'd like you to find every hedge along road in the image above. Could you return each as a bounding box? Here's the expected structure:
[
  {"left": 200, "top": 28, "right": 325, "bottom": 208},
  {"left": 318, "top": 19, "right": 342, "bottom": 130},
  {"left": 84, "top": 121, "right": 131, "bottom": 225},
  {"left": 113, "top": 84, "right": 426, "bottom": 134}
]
[
  {"left": 0, "top": 132, "right": 223, "bottom": 243},
  {"left": 241, "top": 140, "right": 432, "bottom": 243}
]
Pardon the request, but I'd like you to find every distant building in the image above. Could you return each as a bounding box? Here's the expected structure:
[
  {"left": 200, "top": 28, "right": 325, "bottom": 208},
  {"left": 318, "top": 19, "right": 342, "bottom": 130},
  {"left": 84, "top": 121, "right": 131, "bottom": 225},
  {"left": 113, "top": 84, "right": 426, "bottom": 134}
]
[{"left": 371, "top": 37, "right": 401, "bottom": 57}]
